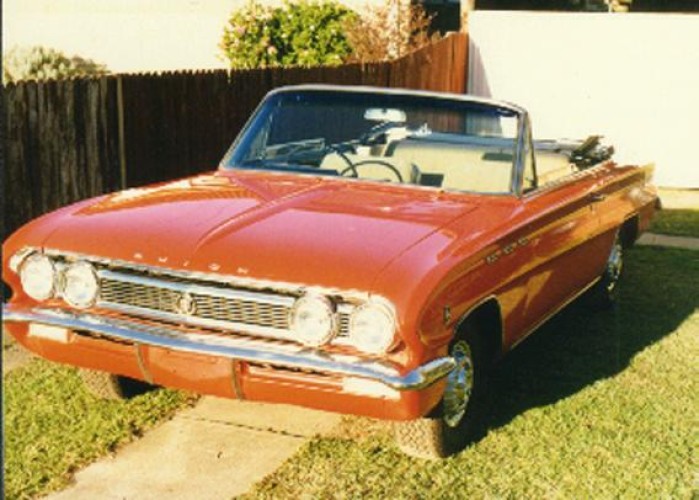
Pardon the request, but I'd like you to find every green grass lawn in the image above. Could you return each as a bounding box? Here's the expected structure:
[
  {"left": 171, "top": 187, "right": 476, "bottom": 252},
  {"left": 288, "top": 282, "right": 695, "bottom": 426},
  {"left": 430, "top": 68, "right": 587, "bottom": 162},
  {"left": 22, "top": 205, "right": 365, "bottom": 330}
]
[
  {"left": 246, "top": 246, "right": 699, "bottom": 499},
  {"left": 650, "top": 209, "right": 699, "bottom": 238},
  {"left": 3, "top": 364, "right": 196, "bottom": 499}
]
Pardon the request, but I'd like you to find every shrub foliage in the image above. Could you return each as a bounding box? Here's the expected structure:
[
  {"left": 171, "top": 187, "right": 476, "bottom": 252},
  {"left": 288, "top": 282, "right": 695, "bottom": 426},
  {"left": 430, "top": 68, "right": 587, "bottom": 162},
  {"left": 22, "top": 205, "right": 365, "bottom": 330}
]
[
  {"left": 3, "top": 46, "right": 108, "bottom": 83},
  {"left": 220, "top": 0, "right": 357, "bottom": 69}
]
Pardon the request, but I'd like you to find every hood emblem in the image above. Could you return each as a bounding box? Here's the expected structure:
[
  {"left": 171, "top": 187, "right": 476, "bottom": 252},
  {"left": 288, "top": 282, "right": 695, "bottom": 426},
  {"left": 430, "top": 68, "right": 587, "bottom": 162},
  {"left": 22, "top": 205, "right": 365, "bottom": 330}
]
[{"left": 175, "top": 292, "right": 197, "bottom": 316}]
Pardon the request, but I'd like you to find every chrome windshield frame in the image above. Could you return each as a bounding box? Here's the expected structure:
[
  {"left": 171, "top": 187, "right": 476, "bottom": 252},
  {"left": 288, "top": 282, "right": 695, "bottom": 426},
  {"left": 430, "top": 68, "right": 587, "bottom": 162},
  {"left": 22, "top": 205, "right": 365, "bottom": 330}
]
[{"left": 218, "top": 85, "right": 527, "bottom": 198}]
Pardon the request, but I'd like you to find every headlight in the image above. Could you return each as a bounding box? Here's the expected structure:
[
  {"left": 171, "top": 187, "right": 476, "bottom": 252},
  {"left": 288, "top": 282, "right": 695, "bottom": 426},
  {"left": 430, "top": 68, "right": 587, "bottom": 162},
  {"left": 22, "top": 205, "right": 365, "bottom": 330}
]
[
  {"left": 289, "top": 294, "right": 337, "bottom": 347},
  {"left": 63, "top": 261, "right": 99, "bottom": 308},
  {"left": 349, "top": 300, "right": 397, "bottom": 355},
  {"left": 19, "top": 254, "right": 57, "bottom": 301}
]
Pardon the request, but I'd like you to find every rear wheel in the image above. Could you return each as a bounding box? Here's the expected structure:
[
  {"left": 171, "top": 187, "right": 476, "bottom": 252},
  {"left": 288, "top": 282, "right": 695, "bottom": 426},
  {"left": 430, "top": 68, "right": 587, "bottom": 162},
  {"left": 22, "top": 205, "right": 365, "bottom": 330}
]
[
  {"left": 588, "top": 233, "right": 624, "bottom": 309},
  {"left": 80, "top": 369, "right": 156, "bottom": 400},
  {"left": 394, "top": 326, "right": 489, "bottom": 459}
]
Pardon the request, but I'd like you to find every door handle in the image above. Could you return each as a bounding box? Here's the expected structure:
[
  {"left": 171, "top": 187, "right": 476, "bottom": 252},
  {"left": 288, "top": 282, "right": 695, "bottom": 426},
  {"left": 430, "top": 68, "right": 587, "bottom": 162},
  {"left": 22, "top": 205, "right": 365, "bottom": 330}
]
[{"left": 589, "top": 193, "right": 606, "bottom": 202}]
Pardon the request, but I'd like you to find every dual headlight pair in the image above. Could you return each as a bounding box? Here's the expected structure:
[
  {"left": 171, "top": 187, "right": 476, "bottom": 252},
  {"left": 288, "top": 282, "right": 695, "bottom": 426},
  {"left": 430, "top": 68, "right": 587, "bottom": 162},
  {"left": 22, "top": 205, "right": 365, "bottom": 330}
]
[
  {"left": 19, "top": 254, "right": 99, "bottom": 308},
  {"left": 289, "top": 294, "right": 397, "bottom": 355}
]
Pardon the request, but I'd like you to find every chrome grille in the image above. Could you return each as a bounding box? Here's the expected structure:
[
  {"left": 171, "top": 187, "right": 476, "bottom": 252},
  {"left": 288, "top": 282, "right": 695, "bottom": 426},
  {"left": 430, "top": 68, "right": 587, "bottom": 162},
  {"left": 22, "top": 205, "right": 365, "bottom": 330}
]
[
  {"left": 339, "top": 313, "right": 350, "bottom": 334},
  {"left": 191, "top": 293, "right": 289, "bottom": 330},
  {"left": 100, "top": 279, "right": 181, "bottom": 314},
  {"left": 96, "top": 269, "right": 352, "bottom": 341}
]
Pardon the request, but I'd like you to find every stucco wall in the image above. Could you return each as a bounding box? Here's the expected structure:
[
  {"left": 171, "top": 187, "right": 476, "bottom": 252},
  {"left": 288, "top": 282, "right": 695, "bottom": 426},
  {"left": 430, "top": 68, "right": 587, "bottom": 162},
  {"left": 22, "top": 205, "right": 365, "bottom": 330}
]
[{"left": 468, "top": 11, "right": 699, "bottom": 188}]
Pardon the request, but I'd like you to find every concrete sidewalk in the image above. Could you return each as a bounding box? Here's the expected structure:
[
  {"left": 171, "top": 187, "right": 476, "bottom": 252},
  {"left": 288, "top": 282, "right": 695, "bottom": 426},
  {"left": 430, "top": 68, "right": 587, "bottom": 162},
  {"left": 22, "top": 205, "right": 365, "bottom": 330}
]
[
  {"left": 45, "top": 397, "right": 341, "bottom": 500},
  {"left": 637, "top": 233, "right": 699, "bottom": 251}
]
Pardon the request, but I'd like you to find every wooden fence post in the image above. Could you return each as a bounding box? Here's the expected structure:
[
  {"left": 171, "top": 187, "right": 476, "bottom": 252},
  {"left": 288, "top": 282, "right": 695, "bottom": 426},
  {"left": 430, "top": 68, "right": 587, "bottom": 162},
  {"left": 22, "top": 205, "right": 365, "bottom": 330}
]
[{"left": 116, "top": 76, "right": 127, "bottom": 189}]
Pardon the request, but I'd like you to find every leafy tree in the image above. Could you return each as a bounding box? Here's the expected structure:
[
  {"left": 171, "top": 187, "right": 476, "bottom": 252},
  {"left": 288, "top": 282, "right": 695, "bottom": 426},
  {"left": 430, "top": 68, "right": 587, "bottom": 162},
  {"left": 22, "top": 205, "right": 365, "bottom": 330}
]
[
  {"left": 3, "top": 46, "right": 109, "bottom": 84},
  {"left": 343, "top": 0, "right": 441, "bottom": 63},
  {"left": 220, "top": 0, "right": 357, "bottom": 69}
]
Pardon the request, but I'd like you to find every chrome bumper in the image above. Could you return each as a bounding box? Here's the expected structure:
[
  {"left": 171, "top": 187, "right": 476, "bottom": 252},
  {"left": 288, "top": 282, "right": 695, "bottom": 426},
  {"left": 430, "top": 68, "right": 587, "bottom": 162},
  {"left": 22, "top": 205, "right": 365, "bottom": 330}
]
[{"left": 2, "top": 306, "right": 455, "bottom": 391}]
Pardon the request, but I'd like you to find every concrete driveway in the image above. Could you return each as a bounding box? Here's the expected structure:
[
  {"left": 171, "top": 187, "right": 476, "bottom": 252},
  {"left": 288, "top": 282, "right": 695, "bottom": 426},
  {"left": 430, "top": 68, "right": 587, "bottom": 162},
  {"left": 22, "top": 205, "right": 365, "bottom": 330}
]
[{"left": 45, "top": 397, "right": 341, "bottom": 499}]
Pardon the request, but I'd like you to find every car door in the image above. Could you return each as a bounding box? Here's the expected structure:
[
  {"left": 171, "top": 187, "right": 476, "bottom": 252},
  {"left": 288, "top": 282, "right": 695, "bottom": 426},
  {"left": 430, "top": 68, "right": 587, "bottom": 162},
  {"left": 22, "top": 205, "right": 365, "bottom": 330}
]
[{"left": 506, "top": 120, "right": 612, "bottom": 345}]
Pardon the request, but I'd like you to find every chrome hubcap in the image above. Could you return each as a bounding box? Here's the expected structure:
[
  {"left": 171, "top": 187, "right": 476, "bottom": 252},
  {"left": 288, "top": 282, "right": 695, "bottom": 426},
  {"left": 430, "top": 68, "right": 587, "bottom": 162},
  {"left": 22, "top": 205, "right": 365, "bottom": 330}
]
[
  {"left": 606, "top": 240, "right": 623, "bottom": 293},
  {"left": 443, "top": 340, "right": 474, "bottom": 428}
]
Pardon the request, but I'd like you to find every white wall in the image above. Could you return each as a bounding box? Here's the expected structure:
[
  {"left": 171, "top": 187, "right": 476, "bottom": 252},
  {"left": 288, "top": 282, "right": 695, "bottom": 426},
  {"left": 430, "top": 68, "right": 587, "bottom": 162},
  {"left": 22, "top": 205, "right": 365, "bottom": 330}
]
[{"left": 468, "top": 12, "right": 699, "bottom": 188}]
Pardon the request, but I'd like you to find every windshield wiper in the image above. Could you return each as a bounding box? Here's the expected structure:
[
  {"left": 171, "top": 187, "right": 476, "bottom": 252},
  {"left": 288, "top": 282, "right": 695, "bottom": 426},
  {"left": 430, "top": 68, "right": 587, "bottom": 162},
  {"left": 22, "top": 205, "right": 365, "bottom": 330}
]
[
  {"left": 261, "top": 138, "right": 326, "bottom": 162},
  {"left": 236, "top": 159, "right": 339, "bottom": 176}
]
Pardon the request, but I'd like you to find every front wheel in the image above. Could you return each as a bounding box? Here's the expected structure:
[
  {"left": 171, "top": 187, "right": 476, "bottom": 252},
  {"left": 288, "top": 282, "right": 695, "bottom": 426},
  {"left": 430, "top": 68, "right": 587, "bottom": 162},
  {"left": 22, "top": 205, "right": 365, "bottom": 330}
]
[{"left": 393, "top": 329, "right": 488, "bottom": 459}]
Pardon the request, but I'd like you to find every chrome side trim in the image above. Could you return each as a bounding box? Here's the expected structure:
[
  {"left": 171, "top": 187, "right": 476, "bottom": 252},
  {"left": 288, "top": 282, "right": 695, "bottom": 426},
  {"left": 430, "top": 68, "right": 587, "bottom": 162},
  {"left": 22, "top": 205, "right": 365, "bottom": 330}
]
[
  {"left": 523, "top": 163, "right": 609, "bottom": 199},
  {"left": 3, "top": 306, "right": 455, "bottom": 391}
]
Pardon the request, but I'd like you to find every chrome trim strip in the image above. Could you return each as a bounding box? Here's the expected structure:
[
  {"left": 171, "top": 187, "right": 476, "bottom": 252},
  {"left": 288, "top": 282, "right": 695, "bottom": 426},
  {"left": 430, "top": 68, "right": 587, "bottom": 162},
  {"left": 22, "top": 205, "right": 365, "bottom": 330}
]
[
  {"left": 512, "top": 111, "right": 529, "bottom": 197},
  {"left": 523, "top": 163, "right": 609, "bottom": 199},
  {"left": 3, "top": 306, "right": 455, "bottom": 391},
  {"left": 265, "top": 84, "right": 526, "bottom": 115},
  {"left": 98, "top": 269, "right": 295, "bottom": 307}
]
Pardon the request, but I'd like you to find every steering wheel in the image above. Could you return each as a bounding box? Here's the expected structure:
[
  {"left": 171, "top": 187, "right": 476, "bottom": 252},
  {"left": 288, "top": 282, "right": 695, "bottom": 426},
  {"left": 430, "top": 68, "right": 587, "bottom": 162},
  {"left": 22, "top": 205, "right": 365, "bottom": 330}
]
[
  {"left": 339, "top": 159, "right": 404, "bottom": 183},
  {"left": 325, "top": 144, "right": 356, "bottom": 174}
]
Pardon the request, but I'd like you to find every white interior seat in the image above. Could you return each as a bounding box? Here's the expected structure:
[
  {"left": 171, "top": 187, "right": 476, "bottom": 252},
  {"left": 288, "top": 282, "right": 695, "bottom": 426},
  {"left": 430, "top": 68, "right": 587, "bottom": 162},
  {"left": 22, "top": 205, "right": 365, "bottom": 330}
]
[{"left": 390, "top": 142, "right": 513, "bottom": 193}]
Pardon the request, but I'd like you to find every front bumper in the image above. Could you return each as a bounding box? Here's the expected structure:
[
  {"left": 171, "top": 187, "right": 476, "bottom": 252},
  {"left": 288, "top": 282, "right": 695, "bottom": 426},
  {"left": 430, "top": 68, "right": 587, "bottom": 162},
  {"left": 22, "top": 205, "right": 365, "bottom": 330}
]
[{"left": 3, "top": 305, "right": 455, "bottom": 392}]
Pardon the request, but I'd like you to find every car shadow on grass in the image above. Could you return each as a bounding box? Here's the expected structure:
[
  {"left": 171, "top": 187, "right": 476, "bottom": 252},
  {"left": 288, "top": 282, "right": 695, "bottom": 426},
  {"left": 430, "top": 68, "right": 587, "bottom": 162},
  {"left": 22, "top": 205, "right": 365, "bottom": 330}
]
[{"left": 483, "top": 246, "right": 699, "bottom": 435}]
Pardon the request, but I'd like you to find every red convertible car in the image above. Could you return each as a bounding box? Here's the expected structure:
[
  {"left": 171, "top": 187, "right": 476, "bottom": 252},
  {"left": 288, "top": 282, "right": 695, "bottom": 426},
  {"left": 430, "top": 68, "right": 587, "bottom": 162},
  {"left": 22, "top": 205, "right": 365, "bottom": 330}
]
[{"left": 3, "top": 85, "right": 657, "bottom": 458}]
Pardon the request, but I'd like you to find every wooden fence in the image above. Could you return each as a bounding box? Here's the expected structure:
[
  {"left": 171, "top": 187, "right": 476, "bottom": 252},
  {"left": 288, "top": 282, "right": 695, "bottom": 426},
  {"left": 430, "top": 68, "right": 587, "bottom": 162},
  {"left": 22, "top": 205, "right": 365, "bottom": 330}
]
[
  {"left": 3, "top": 33, "right": 467, "bottom": 238},
  {"left": 4, "top": 78, "right": 122, "bottom": 239}
]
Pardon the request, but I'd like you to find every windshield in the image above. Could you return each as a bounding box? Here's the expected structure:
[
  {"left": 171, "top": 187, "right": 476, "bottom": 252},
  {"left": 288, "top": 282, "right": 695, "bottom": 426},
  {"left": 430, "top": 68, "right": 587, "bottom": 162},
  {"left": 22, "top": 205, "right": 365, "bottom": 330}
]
[{"left": 221, "top": 89, "right": 521, "bottom": 194}]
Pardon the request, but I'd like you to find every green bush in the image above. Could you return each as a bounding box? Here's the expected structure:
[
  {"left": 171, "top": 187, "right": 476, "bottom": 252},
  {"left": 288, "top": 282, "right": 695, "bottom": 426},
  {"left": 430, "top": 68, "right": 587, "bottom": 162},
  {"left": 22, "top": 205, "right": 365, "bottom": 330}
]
[
  {"left": 220, "top": 0, "right": 357, "bottom": 69},
  {"left": 3, "top": 46, "right": 109, "bottom": 83}
]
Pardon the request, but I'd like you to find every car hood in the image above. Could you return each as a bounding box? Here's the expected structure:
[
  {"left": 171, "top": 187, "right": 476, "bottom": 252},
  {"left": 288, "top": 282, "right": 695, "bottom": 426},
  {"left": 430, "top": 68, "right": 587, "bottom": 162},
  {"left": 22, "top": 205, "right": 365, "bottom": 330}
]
[{"left": 40, "top": 172, "right": 478, "bottom": 291}]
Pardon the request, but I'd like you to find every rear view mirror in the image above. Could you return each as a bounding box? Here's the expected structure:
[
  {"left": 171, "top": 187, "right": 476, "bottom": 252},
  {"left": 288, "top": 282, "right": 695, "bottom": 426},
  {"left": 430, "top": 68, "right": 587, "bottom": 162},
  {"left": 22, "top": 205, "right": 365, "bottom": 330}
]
[{"left": 364, "top": 108, "right": 406, "bottom": 123}]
